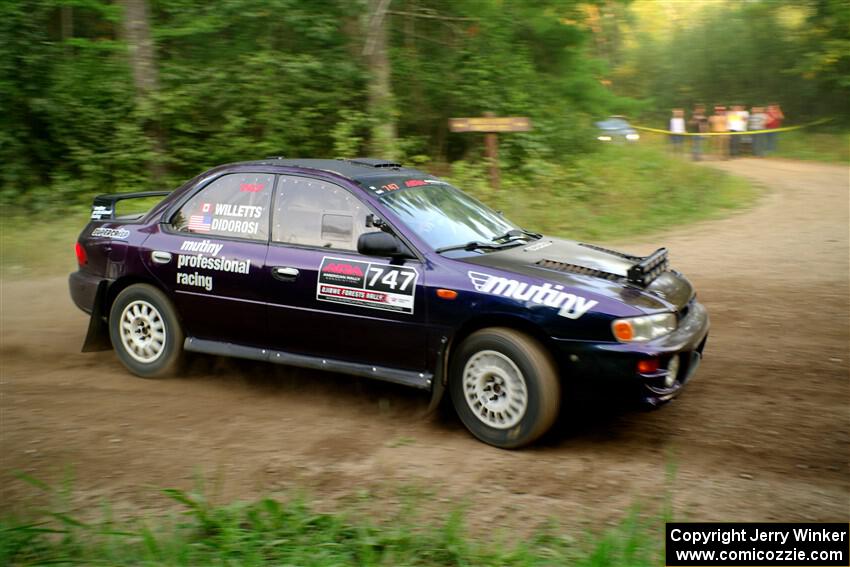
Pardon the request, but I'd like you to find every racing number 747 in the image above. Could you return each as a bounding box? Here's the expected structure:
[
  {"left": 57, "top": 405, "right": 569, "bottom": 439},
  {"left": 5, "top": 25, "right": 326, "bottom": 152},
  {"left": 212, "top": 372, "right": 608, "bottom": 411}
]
[{"left": 367, "top": 265, "right": 416, "bottom": 292}]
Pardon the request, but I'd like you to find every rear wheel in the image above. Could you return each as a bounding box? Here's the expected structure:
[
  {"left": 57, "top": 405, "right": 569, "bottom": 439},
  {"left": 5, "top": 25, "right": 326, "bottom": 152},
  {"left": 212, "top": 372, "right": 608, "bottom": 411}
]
[
  {"left": 109, "top": 284, "right": 184, "bottom": 378},
  {"left": 449, "top": 327, "right": 560, "bottom": 448}
]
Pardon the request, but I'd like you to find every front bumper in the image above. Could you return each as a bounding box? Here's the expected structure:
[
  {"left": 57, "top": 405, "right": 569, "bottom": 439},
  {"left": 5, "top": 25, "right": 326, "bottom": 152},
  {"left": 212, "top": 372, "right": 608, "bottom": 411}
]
[{"left": 552, "top": 301, "right": 710, "bottom": 406}]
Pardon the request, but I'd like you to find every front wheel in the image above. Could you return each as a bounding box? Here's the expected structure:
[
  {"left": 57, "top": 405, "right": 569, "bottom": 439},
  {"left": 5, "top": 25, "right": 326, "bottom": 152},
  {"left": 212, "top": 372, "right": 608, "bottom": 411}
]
[
  {"left": 449, "top": 328, "right": 560, "bottom": 449},
  {"left": 109, "top": 283, "right": 184, "bottom": 378}
]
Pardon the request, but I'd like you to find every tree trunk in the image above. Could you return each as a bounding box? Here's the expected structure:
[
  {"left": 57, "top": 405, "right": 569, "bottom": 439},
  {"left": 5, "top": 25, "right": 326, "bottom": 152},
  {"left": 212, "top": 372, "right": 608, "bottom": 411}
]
[
  {"left": 121, "top": 0, "right": 166, "bottom": 181},
  {"left": 364, "top": 0, "right": 397, "bottom": 158},
  {"left": 60, "top": 6, "right": 73, "bottom": 52}
]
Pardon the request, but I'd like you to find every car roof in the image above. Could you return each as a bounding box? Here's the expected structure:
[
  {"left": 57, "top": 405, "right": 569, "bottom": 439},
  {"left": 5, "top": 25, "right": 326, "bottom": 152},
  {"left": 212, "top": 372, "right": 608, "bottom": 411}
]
[{"left": 227, "top": 157, "right": 428, "bottom": 185}]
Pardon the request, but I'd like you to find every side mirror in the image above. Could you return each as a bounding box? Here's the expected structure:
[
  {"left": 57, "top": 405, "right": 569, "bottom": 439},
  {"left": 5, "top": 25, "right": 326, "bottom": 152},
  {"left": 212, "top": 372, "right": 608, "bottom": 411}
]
[{"left": 357, "top": 231, "right": 409, "bottom": 258}]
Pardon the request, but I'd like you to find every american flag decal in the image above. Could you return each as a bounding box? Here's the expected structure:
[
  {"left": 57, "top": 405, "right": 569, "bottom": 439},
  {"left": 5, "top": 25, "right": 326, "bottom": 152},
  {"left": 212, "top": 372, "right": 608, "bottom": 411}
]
[{"left": 188, "top": 212, "right": 212, "bottom": 232}]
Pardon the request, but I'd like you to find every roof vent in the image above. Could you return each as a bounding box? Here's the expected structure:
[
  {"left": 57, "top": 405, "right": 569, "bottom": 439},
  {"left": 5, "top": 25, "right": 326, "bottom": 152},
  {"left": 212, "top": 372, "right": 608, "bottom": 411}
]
[{"left": 346, "top": 157, "right": 402, "bottom": 168}]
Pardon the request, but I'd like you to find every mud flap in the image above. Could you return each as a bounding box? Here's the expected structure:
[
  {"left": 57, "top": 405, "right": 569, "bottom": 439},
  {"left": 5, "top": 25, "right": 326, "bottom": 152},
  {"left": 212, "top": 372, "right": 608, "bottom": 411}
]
[
  {"left": 424, "top": 336, "right": 449, "bottom": 415},
  {"left": 81, "top": 280, "right": 112, "bottom": 352}
]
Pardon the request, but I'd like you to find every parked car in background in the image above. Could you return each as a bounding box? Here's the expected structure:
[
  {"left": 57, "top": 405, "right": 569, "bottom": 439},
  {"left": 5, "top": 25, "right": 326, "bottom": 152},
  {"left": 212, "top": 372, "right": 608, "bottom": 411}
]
[
  {"left": 595, "top": 116, "right": 640, "bottom": 143},
  {"left": 70, "top": 157, "right": 708, "bottom": 449}
]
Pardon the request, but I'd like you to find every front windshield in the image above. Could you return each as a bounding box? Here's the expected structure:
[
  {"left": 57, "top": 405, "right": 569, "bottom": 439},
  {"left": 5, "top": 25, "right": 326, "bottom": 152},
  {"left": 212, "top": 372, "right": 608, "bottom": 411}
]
[
  {"left": 377, "top": 181, "right": 520, "bottom": 251},
  {"left": 598, "top": 118, "right": 629, "bottom": 130}
]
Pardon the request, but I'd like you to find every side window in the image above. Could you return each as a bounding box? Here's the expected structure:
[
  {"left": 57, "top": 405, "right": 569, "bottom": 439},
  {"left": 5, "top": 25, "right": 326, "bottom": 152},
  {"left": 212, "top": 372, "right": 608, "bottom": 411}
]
[
  {"left": 272, "top": 176, "right": 379, "bottom": 250},
  {"left": 172, "top": 173, "right": 274, "bottom": 241}
]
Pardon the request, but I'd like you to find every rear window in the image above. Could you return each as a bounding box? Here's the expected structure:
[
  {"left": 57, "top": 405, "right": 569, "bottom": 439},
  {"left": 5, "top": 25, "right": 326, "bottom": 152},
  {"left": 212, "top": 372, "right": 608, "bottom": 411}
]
[{"left": 172, "top": 173, "right": 274, "bottom": 241}]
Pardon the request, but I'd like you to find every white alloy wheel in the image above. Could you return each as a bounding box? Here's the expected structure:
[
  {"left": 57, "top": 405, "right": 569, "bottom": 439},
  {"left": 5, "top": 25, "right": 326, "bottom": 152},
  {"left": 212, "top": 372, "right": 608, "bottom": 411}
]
[
  {"left": 462, "top": 349, "right": 528, "bottom": 429},
  {"left": 119, "top": 299, "right": 167, "bottom": 363}
]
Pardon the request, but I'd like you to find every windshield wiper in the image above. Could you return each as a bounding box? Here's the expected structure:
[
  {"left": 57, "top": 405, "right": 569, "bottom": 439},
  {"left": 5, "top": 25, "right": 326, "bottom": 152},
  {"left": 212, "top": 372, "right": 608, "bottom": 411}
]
[
  {"left": 491, "top": 228, "right": 541, "bottom": 243},
  {"left": 435, "top": 241, "right": 508, "bottom": 254}
]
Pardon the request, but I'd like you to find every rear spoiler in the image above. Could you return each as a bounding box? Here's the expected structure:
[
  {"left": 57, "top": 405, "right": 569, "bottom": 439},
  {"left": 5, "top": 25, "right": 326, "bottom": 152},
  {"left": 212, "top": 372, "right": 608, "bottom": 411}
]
[{"left": 90, "top": 191, "right": 172, "bottom": 221}]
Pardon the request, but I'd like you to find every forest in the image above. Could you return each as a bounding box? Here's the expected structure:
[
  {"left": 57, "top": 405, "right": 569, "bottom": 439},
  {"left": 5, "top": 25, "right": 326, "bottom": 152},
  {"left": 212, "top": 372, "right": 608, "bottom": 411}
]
[{"left": 1, "top": 0, "right": 847, "bottom": 210}]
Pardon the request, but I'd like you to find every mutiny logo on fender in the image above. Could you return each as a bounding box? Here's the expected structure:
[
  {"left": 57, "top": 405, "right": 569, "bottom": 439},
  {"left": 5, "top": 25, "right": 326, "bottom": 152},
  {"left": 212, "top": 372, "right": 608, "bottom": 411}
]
[{"left": 319, "top": 258, "right": 369, "bottom": 288}]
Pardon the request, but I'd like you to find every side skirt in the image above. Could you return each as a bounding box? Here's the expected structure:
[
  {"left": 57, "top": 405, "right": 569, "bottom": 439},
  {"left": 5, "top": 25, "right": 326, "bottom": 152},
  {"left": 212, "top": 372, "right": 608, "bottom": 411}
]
[{"left": 184, "top": 337, "right": 433, "bottom": 391}]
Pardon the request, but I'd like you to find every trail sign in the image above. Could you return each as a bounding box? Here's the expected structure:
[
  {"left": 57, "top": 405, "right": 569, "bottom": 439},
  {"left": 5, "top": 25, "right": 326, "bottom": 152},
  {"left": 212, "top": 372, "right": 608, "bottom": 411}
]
[
  {"left": 448, "top": 114, "right": 532, "bottom": 189},
  {"left": 448, "top": 116, "right": 532, "bottom": 133}
]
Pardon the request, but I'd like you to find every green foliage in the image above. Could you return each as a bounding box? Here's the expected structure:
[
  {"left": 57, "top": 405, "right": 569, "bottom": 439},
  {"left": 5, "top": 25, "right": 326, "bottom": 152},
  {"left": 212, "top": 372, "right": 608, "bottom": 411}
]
[
  {"left": 450, "top": 144, "right": 758, "bottom": 242},
  {"left": 1, "top": 485, "right": 665, "bottom": 566},
  {"left": 770, "top": 129, "right": 850, "bottom": 163},
  {"left": 0, "top": 0, "right": 840, "bottom": 214},
  {"left": 607, "top": 0, "right": 850, "bottom": 126},
  {"left": 0, "top": 0, "right": 632, "bottom": 212}
]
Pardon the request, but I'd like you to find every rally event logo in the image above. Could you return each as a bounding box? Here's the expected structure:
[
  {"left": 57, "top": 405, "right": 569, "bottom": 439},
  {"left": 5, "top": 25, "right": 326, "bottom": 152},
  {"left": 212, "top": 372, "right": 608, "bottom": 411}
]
[
  {"left": 317, "top": 257, "right": 418, "bottom": 314},
  {"left": 319, "top": 259, "right": 369, "bottom": 288},
  {"left": 468, "top": 271, "right": 598, "bottom": 319}
]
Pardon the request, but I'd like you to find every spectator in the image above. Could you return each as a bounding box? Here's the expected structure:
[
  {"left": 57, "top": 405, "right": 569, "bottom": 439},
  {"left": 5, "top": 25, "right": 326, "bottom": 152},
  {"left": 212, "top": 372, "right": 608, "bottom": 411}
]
[
  {"left": 727, "top": 104, "right": 748, "bottom": 156},
  {"left": 670, "top": 108, "right": 686, "bottom": 154},
  {"left": 709, "top": 105, "right": 729, "bottom": 159},
  {"left": 689, "top": 104, "right": 709, "bottom": 161},
  {"left": 748, "top": 106, "right": 768, "bottom": 156},
  {"left": 765, "top": 103, "right": 784, "bottom": 154}
]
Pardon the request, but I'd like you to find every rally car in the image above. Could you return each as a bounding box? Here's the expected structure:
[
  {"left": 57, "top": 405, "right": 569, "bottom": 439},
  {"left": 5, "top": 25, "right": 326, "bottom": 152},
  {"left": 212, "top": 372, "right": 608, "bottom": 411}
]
[{"left": 69, "top": 157, "right": 708, "bottom": 448}]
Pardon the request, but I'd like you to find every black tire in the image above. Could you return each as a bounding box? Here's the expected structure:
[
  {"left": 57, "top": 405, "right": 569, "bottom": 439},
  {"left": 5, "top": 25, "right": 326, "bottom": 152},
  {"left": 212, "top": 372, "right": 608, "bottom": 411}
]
[
  {"left": 449, "top": 327, "right": 560, "bottom": 449},
  {"left": 108, "top": 283, "right": 184, "bottom": 378}
]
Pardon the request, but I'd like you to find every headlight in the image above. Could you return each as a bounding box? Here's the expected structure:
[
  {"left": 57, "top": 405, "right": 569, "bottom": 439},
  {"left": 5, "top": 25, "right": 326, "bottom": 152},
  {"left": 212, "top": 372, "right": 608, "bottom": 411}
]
[
  {"left": 597, "top": 135, "right": 612, "bottom": 141},
  {"left": 612, "top": 313, "right": 676, "bottom": 342},
  {"left": 626, "top": 133, "right": 640, "bottom": 141}
]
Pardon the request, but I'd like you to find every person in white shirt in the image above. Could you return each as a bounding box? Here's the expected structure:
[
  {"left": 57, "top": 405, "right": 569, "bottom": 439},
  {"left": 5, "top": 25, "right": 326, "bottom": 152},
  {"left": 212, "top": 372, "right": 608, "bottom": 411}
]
[
  {"left": 669, "top": 109, "right": 686, "bottom": 153},
  {"left": 727, "top": 105, "right": 748, "bottom": 156}
]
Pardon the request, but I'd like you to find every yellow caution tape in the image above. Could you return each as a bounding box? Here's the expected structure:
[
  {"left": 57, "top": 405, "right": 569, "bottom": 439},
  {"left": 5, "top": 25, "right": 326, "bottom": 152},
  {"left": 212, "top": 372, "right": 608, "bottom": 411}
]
[{"left": 632, "top": 117, "right": 832, "bottom": 137}]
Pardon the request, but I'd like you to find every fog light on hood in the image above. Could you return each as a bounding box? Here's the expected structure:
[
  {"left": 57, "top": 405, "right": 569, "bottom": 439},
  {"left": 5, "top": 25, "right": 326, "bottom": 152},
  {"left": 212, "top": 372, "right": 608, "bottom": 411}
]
[{"left": 612, "top": 312, "right": 676, "bottom": 342}]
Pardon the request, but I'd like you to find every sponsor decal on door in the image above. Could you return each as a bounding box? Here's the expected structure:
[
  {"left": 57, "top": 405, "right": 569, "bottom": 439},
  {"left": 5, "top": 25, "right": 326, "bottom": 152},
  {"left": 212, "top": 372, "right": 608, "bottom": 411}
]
[{"left": 317, "top": 256, "right": 418, "bottom": 314}]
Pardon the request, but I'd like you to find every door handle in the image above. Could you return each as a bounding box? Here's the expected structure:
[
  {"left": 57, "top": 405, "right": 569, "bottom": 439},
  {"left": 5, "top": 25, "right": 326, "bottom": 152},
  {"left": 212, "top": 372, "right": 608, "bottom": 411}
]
[
  {"left": 272, "top": 266, "right": 299, "bottom": 281},
  {"left": 151, "top": 251, "right": 172, "bottom": 264}
]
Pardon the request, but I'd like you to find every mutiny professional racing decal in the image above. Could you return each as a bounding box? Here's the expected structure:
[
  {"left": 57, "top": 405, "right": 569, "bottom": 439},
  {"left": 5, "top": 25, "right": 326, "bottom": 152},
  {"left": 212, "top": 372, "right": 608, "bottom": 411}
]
[
  {"left": 173, "top": 239, "right": 250, "bottom": 292},
  {"left": 317, "top": 257, "right": 419, "bottom": 314},
  {"left": 468, "top": 271, "right": 598, "bottom": 319}
]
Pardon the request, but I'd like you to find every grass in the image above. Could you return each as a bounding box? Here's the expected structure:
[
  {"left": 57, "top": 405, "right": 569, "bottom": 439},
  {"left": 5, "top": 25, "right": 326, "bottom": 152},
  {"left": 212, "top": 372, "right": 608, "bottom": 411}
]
[
  {"left": 635, "top": 126, "right": 848, "bottom": 164},
  {"left": 770, "top": 129, "right": 849, "bottom": 163},
  {"left": 0, "top": 483, "right": 666, "bottom": 566},
  {"left": 0, "top": 144, "right": 758, "bottom": 278},
  {"left": 0, "top": 211, "right": 88, "bottom": 279},
  {"left": 450, "top": 143, "right": 758, "bottom": 242}
]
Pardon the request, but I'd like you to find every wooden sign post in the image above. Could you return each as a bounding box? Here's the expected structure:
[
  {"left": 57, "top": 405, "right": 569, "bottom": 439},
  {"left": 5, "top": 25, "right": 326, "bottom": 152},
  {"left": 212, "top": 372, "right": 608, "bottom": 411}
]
[{"left": 448, "top": 113, "right": 532, "bottom": 190}]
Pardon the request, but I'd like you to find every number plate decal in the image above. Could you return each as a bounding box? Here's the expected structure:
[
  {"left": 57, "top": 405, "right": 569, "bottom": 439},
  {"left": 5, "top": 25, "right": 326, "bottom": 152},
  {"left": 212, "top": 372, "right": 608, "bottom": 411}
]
[{"left": 317, "top": 257, "right": 419, "bottom": 314}]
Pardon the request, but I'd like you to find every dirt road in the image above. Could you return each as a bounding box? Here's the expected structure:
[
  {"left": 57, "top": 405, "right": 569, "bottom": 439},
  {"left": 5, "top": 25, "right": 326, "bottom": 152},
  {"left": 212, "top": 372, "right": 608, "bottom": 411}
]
[{"left": 1, "top": 158, "right": 847, "bottom": 530}]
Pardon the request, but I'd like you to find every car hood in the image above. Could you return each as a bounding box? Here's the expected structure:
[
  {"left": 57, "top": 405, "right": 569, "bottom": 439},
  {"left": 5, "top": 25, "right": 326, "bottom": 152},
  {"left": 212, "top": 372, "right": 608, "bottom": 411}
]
[{"left": 459, "top": 236, "right": 694, "bottom": 313}]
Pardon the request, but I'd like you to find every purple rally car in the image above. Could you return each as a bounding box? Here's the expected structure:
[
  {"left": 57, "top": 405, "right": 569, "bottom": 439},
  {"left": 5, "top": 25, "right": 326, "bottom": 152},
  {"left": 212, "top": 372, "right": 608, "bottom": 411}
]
[{"left": 69, "top": 157, "right": 709, "bottom": 448}]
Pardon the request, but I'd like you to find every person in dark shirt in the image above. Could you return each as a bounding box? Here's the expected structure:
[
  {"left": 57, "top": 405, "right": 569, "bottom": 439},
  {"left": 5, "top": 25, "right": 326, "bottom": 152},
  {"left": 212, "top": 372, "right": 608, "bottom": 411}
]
[{"left": 689, "top": 104, "right": 709, "bottom": 161}]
